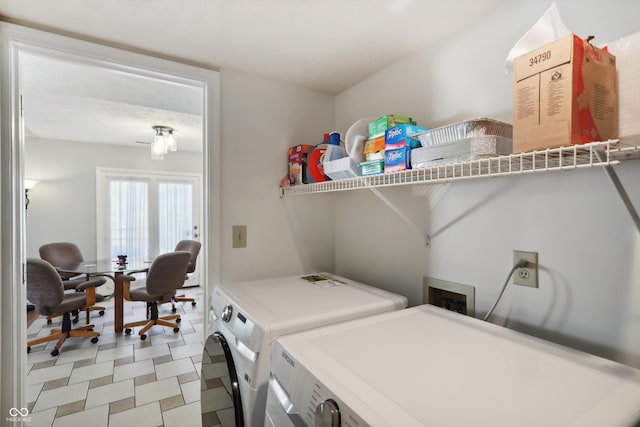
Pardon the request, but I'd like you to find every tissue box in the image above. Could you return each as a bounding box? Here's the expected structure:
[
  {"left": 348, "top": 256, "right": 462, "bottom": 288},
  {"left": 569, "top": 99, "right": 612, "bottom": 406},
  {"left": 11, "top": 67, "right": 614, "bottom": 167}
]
[
  {"left": 368, "top": 115, "right": 415, "bottom": 138},
  {"left": 384, "top": 124, "right": 427, "bottom": 150},
  {"left": 606, "top": 30, "right": 640, "bottom": 141},
  {"left": 384, "top": 147, "right": 411, "bottom": 173},
  {"left": 513, "top": 33, "right": 617, "bottom": 153}
]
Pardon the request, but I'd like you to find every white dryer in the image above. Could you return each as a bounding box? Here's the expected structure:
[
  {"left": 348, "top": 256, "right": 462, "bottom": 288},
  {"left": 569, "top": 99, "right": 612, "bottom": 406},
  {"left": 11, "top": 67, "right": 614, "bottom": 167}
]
[
  {"left": 266, "top": 304, "right": 640, "bottom": 427},
  {"left": 200, "top": 273, "right": 407, "bottom": 427}
]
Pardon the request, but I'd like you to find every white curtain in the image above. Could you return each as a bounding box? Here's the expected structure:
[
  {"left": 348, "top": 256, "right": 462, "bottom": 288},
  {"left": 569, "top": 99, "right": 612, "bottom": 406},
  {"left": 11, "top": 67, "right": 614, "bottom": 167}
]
[
  {"left": 109, "top": 179, "right": 149, "bottom": 259},
  {"left": 158, "top": 181, "right": 193, "bottom": 253}
]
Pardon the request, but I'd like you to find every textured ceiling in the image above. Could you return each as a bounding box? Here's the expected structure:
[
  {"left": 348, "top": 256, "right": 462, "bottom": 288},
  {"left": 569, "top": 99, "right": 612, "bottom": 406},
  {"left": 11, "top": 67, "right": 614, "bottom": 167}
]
[
  {"left": 1, "top": 0, "right": 508, "bottom": 149},
  {"left": 20, "top": 53, "right": 204, "bottom": 151}
]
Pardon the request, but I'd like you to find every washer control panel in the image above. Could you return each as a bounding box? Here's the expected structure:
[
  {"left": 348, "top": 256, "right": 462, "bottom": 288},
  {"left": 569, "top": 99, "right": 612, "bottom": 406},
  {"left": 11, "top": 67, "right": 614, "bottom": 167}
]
[
  {"left": 221, "top": 304, "right": 233, "bottom": 322},
  {"left": 271, "top": 342, "right": 365, "bottom": 427},
  {"left": 211, "top": 287, "right": 262, "bottom": 354}
]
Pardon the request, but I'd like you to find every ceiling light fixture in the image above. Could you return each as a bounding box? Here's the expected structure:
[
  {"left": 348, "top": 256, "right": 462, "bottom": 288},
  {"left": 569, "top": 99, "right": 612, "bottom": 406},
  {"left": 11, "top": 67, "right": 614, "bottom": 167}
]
[{"left": 151, "top": 125, "right": 177, "bottom": 160}]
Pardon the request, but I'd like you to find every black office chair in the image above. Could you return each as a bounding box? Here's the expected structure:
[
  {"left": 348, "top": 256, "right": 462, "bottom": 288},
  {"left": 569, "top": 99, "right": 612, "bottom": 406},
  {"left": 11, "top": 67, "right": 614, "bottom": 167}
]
[
  {"left": 26, "top": 258, "right": 105, "bottom": 356},
  {"left": 39, "top": 242, "right": 107, "bottom": 324},
  {"left": 121, "top": 251, "right": 191, "bottom": 340}
]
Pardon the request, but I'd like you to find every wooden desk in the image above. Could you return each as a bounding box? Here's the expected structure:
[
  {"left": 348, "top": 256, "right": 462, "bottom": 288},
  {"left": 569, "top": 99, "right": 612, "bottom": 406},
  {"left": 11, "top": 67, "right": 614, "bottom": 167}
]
[{"left": 56, "top": 259, "right": 151, "bottom": 333}]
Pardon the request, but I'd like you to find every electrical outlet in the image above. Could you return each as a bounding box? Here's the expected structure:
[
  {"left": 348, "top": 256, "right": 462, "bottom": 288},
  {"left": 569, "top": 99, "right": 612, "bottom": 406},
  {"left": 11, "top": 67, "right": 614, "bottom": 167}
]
[
  {"left": 232, "top": 225, "right": 247, "bottom": 248},
  {"left": 513, "top": 250, "right": 538, "bottom": 288}
]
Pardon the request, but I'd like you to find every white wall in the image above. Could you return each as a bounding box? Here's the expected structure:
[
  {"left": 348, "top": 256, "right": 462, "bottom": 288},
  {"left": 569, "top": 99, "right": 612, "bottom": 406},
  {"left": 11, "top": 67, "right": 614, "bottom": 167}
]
[
  {"left": 25, "top": 68, "right": 338, "bottom": 287},
  {"left": 219, "top": 69, "right": 336, "bottom": 283},
  {"left": 24, "top": 138, "right": 202, "bottom": 259},
  {"left": 334, "top": 0, "right": 640, "bottom": 367}
]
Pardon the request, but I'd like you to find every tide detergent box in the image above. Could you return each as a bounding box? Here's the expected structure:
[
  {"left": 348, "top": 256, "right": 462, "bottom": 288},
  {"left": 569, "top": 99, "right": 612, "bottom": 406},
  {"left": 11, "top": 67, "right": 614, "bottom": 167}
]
[
  {"left": 384, "top": 147, "right": 411, "bottom": 173},
  {"left": 368, "top": 115, "right": 415, "bottom": 138},
  {"left": 384, "top": 124, "right": 428, "bottom": 150}
]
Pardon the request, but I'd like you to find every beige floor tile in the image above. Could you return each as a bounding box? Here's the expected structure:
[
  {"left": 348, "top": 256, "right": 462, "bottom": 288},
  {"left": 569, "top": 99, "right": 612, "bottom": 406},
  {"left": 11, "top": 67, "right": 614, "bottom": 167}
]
[
  {"left": 26, "top": 382, "right": 44, "bottom": 405},
  {"left": 109, "top": 396, "right": 135, "bottom": 415},
  {"left": 162, "top": 401, "right": 202, "bottom": 427},
  {"left": 169, "top": 342, "right": 204, "bottom": 360},
  {"left": 69, "top": 360, "right": 114, "bottom": 384},
  {"left": 32, "top": 381, "right": 89, "bottom": 412},
  {"left": 42, "top": 377, "right": 70, "bottom": 391},
  {"left": 26, "top": 363, "right": 73, "bottom": 385},
  {"left": 135, "top": 376, "right": 182, "bottom": 407},
  {"left": 155, "top": 357, "right": 197, "bottom": 380},
  {"left": 178, "top": 370, "right": 200, "bottom": 384},
  {"left": 89, "top": 375, "right": 114, "bottom": 389},
  {"left": 134, "top": 342, "right": 171, "bottom": 361},
  {"left": 113, "top": 358, "right": 155, "bottom": 382},
  {"left": 108, "top": 401, "right": 163, "bottom": 427},
  {"left": 85, "top": 378, "right": 134, "bottom": 409},
  {"left": 28, "top": 407, "right": 57, "bottom": 427},
  {"left": 52, "top": 404, "right": 109, "bottom": 427},
  {"left": 55, "top": 399, "right": 85, "bottom": 417},
  {"left": 160, "top": 393, "right": 184, "bottom": 412},
  {"left": 94, "top": 344, "right": 134, "bottom": 363},
  {"left": 54, "top": 346, "right": 99, "bottom": 365},
  {"left": 180, "top": 379, "right": 201, "bottom": 404},
  {"left": 26, "top": 288, "right": 204, "bottom": 424},
  {"left": 135, "top": 372, "right": 158, "bottom": 387}
]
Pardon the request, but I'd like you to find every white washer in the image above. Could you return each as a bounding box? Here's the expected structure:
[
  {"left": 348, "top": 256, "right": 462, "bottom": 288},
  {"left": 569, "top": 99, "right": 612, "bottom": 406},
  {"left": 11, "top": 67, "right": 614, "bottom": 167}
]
[
  {"left": 200, "top": 273, "right": 407, "bottom": 427},
  {"left": 266, "top": 304, "right": 640, "bottom": 427}
]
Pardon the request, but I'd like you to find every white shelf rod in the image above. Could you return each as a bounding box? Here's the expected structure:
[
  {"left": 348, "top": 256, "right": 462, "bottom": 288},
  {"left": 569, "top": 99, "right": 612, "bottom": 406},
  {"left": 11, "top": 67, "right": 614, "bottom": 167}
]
[
  {"left": 368, "top": 187, "right": 431, "bottom": 248},
  {"left": 280, "top": 140, "right": 638, "bottom": 197},
  {"left": 594, "top": 148, "right": 640, "bottom": 233}
]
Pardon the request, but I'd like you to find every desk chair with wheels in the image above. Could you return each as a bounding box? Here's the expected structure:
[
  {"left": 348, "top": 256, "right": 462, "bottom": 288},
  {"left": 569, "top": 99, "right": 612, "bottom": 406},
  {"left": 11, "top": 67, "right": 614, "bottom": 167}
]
[
  {"left": 39, "top": 242, "right": 107, "bottom": 324},
  {"left": 26, "top": 258, "right": 105, "bottom": 356},
  {"left": 121, "top": 251, "right": 191, "bottom": 340},
  {"left": 171, "top": 239, "right": 201, "bottom": 312}
]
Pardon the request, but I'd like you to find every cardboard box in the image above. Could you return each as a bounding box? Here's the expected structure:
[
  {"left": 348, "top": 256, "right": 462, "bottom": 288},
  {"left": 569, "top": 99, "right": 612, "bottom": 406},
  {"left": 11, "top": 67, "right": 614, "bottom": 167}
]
[
  {"left": 288, "top": 144, "right": 314, "bottom": 185},
  {"left": 513, "top": 34, "right": 617, "bottom": 153}
]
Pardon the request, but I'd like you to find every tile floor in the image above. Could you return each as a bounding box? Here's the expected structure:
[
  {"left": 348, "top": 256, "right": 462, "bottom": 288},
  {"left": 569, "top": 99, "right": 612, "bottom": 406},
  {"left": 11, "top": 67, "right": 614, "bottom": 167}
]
[{"left": 26, "top": 286, "right": 206, "bottom": 427}]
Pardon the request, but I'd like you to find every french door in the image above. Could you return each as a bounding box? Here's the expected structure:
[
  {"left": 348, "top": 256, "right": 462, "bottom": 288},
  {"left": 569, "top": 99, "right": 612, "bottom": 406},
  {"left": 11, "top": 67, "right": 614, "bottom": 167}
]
[{"left": 97, "top": 168, "right": 201, "bottom": 275}]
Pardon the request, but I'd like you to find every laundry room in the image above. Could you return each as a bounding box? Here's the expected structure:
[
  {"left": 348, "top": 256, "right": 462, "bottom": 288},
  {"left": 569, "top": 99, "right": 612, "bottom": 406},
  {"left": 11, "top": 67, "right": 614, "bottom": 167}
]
[{"left": 3, "top": 0, "right": 640, "bottom": 426}]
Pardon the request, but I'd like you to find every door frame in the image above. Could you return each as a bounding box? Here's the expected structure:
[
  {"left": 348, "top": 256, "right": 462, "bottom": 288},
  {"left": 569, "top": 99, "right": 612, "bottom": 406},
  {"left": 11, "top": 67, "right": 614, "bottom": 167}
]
[
  {"left": 95, "top": 167, "right": 203, "bottom": 261},
  {"left": 0, "top": 21, "right": 221, "bottom": 415}
]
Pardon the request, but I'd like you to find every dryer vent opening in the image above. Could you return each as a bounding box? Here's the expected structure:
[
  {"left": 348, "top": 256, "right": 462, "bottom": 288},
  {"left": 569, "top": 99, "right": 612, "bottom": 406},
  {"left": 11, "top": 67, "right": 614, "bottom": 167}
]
[{"left": 423, "top": 277, "right": 475, "bottom": 317}]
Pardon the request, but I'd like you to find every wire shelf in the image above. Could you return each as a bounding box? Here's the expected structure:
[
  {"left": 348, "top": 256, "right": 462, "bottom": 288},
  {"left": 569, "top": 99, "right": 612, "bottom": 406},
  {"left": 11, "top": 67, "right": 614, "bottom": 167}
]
[{"left": 281, "top": 140, "right": 640, "bottom": 196}]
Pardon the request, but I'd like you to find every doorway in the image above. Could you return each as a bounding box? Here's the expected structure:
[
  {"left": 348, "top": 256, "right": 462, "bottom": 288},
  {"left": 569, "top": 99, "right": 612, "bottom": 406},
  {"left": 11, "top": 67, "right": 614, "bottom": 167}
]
[
  {"left": 96, "top": 168, "right": 203, "bottom": 286},
  {"left": 0, "top": 22, "right": 221, "bottom": 414}
]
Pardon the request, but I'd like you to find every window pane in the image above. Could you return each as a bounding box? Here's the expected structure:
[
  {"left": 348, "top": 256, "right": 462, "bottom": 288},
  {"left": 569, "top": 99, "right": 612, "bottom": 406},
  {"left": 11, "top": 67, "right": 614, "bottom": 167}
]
[
  {"left": 158, "top": 181, "right": 193, "bottom": 254},
  {"left": 109, "top": 180, "right": 149, "bottom": 259}
]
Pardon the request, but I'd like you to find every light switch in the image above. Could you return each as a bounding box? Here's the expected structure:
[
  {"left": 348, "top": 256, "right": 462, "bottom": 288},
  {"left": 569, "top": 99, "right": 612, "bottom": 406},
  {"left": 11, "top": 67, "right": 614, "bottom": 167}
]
[{"left": 232, "top": 225, "right": 247, "bottom": 248}]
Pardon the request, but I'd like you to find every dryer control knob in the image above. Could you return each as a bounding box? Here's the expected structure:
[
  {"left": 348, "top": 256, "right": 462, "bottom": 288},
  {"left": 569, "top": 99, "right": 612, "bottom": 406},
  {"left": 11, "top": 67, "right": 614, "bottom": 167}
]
[
  {"left": 315, "top": 399, "right": 340, "bottom": 427},
  {"left": 221, "top": 305, "right": 233, "bottom": 322}
]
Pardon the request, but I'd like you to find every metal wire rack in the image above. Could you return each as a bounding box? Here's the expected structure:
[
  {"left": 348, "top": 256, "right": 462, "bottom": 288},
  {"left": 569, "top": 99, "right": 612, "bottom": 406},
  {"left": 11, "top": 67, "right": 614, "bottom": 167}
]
[{"left": 280, "top": 140, "right": 640, "bottom": 196}]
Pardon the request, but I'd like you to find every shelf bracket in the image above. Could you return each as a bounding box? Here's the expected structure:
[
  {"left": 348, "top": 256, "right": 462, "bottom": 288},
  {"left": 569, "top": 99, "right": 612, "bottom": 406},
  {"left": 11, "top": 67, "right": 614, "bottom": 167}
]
[
  {"left": 595, "top": 149, "right": 640, "bottom": 233},
  {"left": 368, "top": 187, "right": 431, "bottom": 248}
]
